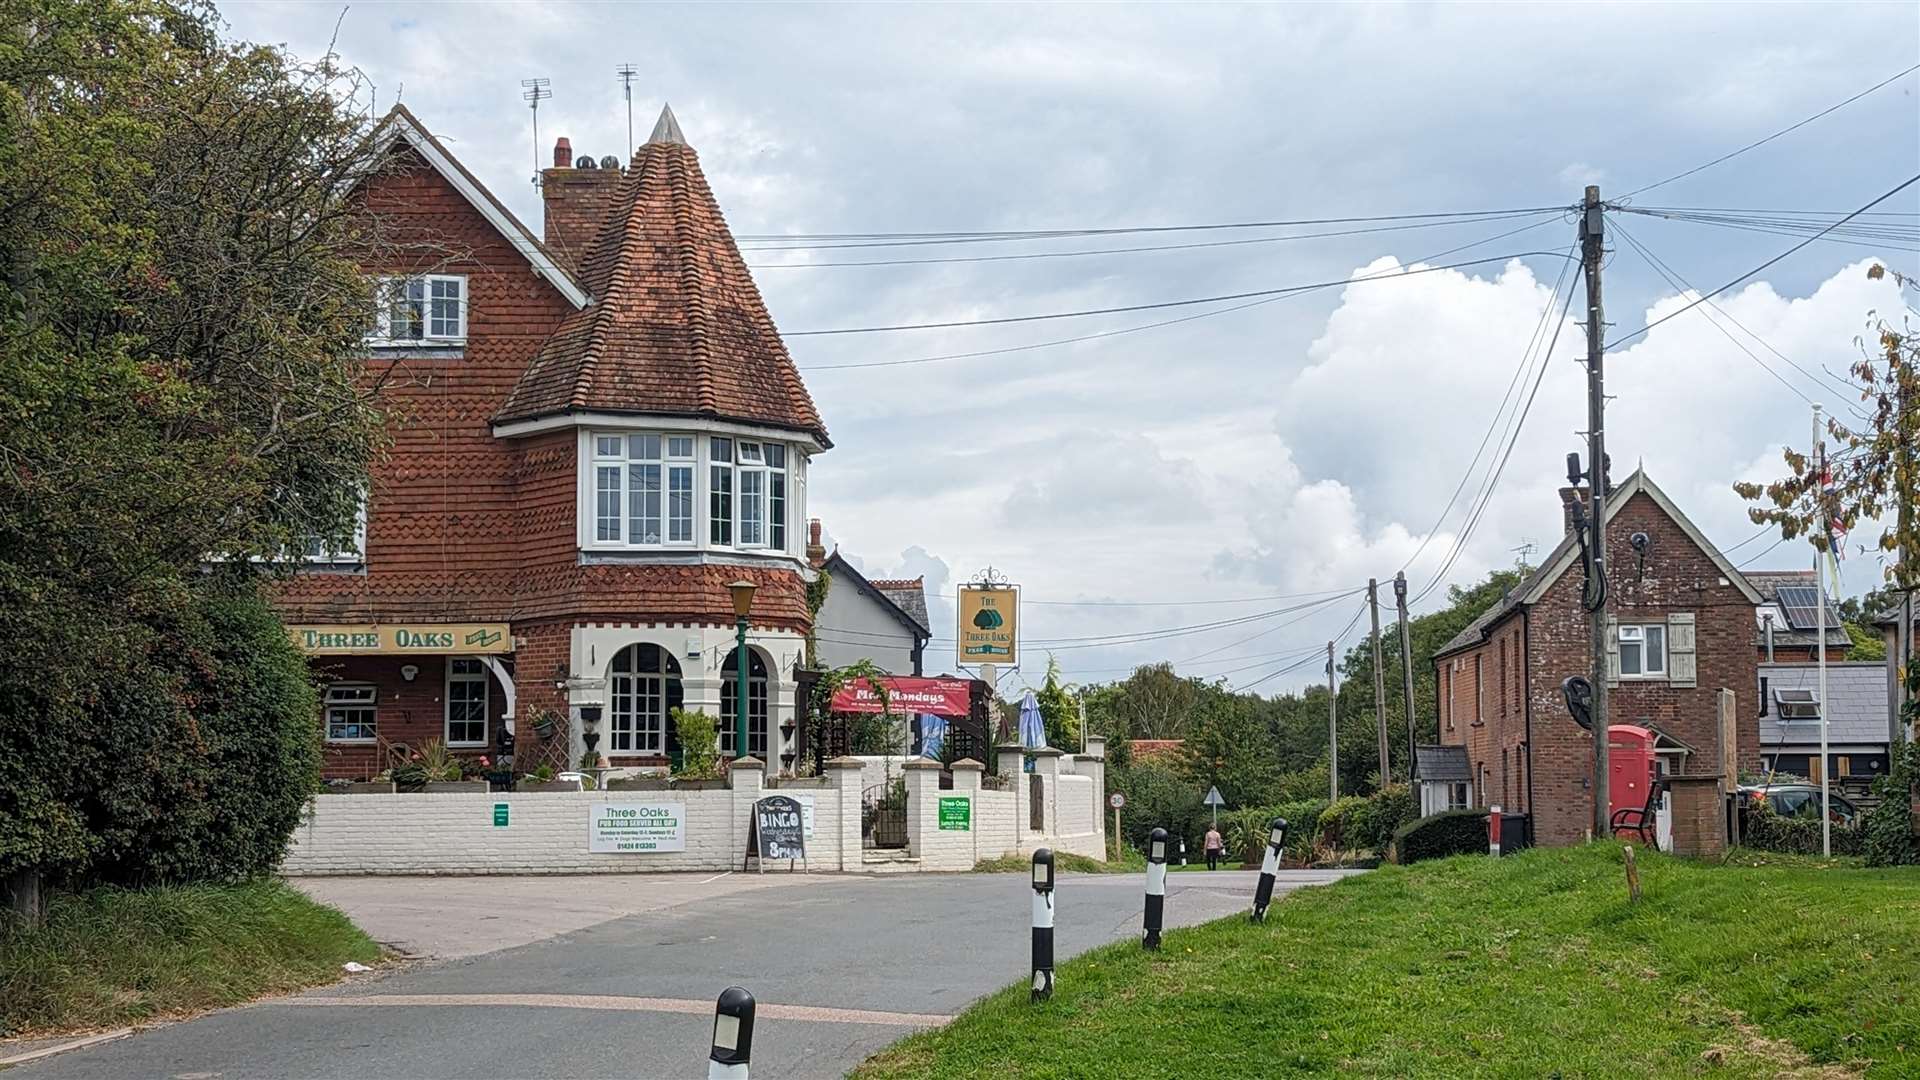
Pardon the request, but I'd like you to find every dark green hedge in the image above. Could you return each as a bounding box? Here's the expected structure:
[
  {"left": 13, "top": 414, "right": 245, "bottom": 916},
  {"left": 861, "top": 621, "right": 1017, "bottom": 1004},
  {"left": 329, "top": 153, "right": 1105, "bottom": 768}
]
[
  {"left": 1392, "top": 808, "right": 1490, "bottom": 864},
  {"left": 0, "top": 577, "right": 321, "bottom": 885},
  {"left": 1743, "top": 802, "right": 1863, "bottom": 857}
]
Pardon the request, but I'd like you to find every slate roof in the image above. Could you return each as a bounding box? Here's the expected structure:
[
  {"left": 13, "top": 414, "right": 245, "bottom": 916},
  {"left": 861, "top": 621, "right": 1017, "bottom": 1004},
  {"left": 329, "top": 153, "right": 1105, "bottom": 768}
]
[
  {"left": 1415, "top": 744, "right": 1471, "bottom": 782},
  {"left": 1748, "top": 570, "right": 1851, "bottom": 651},
  {"left": 870, "top": 578, "right": 931, "bottom": 637},
  {"left": 1759, "top": 662, "right": 1891, "bottom": 749},
  {"left": 498, "top": 107, "right": 829, "bottom": 446}
]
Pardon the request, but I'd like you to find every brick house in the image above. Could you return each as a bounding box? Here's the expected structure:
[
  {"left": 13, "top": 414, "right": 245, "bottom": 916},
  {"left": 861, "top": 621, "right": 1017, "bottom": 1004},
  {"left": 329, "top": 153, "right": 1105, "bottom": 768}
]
[
  {"left": 1429, "top": 470, "right": 1764, "bottom": 846},
  {"left": 276, "top": 104, "right": 829, "bottom": 780}
]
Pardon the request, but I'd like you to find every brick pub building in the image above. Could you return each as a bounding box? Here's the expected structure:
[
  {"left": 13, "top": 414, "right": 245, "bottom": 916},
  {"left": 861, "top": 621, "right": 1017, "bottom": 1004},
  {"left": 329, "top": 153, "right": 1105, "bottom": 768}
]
[
  {"left": 277, "top": 105, "right": 829, "bottom": 779},
  {"left": 1430, "top": 471, "right": 1763, "bottom": 846}
]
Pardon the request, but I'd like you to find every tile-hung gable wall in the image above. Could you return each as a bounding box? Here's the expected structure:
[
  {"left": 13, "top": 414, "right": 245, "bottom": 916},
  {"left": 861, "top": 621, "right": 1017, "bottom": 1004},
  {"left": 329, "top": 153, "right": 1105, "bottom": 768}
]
[
  {"left": 276, "top": 142, "right": 577, "bottom": 625},
  {"left": 1524, "top": 490, "right": 1759, "bottom": 846}
]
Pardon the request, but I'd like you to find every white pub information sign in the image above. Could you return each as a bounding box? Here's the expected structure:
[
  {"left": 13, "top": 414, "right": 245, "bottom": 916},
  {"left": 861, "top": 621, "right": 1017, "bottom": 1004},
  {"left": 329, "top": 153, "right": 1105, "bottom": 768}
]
[{"left": 588, "top": 803, "right": 687, "bottom": 853}]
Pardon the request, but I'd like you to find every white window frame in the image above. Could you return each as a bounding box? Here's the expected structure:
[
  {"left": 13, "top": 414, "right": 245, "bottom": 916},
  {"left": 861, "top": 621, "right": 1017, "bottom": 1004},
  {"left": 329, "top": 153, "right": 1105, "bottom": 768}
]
[
  {"left": 367, "top": 274, "right": 467, "bottom": 346},
  {"left": 590, "top": 433, "right": 699, "bottom": 549},
  {"left": 445, "top": 658, "right": 489, "bottom": 748},
  {"left": 576, "top": 428, "right": 800, "bottom": 556},
  {"left": 609, "top": 644, "right": 677, "bottom": 755},
  {"left": 301, "top": 494, "right": 368, "bottom": 564},
  {"left": 1618, "top": 624, "right": 1667, "bottom": 679},
  {"left": 324, "top": 684, "right": 378, "bottom": 744}
]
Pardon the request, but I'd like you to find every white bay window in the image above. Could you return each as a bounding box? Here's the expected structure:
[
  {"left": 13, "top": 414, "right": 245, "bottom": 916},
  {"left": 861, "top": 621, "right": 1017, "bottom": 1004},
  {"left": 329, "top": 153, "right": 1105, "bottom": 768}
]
[{"left": 587, "top": 431, "right": 795, "bottom": 553}]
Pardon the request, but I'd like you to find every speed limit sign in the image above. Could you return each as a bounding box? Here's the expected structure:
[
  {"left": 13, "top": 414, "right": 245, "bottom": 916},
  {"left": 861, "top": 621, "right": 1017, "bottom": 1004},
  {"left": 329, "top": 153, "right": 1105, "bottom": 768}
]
[{"left": 1109, "top": 792, "right": 1126, "bottom": 810}]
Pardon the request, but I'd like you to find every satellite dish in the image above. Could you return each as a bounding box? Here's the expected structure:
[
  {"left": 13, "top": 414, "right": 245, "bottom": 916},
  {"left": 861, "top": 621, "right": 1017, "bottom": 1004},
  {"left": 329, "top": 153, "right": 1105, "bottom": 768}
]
[
  {"left": 575, "top": 155, "right": 598, "bottom": 170},
  {"left": 599, "top": 155, "right": 620, "bottom": 170},
  {"left": 1561, "top": 675, "right": 1594, "bottom": 731}
]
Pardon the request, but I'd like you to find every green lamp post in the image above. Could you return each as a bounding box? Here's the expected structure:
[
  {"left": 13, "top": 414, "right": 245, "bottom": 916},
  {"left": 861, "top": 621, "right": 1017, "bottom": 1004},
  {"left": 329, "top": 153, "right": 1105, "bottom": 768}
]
[{"left": 726, "top": 579, "right": 757, "bottom": 761}]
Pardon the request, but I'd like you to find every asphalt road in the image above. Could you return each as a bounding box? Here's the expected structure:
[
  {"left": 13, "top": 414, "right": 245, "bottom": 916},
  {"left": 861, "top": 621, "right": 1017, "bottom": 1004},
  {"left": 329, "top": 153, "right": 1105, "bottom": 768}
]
[{"left": 12, "top": 868, "right": 1357, "bottom": 1080}]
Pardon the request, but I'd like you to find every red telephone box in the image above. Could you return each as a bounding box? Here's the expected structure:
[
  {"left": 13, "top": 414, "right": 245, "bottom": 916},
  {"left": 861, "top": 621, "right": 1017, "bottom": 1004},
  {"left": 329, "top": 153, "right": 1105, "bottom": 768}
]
[{"left": 1608, "top": 724, "right": 1657, "bottom": 833}]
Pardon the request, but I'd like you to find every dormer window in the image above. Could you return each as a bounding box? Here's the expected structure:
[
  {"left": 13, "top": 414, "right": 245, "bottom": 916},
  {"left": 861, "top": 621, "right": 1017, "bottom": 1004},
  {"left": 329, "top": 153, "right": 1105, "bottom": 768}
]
[{"left": 368, "top": 275, "right": 466, "bottom": 345}]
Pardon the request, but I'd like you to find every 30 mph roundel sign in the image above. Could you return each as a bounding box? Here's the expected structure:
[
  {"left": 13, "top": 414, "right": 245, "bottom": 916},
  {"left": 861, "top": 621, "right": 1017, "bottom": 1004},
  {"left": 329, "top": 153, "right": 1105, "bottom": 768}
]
[{"left": 1109, "top": 793, "right": 1126, "bottom": 810}]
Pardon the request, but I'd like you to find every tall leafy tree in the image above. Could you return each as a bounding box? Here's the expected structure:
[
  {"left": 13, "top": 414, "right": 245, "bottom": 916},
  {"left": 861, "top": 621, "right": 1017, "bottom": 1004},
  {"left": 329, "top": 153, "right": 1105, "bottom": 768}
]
[{"left": 1, "top": 0, "right": 389, "bottom": 889}]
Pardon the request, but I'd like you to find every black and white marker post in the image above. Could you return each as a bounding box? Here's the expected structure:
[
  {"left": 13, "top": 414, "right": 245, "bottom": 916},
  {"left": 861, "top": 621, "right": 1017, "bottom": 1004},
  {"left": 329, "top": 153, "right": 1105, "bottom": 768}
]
[
  {"left": 1143, "top": 827, "right": 1168, "bottom": 950},
  {"left": 1250, "top": 817, "right": 1289, "bottom": 922},
  {"left": 708, "top": 986, "right": 754, "bottom": 1079},
  {"left": 1030, "top": 848, "right": 1055, "bottom": 1002}
]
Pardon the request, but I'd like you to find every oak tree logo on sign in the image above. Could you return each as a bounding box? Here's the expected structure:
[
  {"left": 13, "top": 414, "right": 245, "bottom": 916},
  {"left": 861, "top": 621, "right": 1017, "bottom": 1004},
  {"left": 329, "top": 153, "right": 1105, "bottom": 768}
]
[{"left": 957, "top": 585, "right": 1019, "bottom": 666}]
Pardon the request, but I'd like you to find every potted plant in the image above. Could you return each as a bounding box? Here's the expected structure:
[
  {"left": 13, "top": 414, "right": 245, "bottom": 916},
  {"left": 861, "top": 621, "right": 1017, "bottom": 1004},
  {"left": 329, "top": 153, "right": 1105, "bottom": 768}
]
[
  {"left": 664, "top": 707, "right": 727, "bottom": 790},
  {"left": 519, "top": 763, "right": 582, "bottom": 793},
  {"left": 528, "top": 706, "right": 559, "bottom": 742},
  {"left": 419, "top": 740, "right": 488, "bottom": 793}
]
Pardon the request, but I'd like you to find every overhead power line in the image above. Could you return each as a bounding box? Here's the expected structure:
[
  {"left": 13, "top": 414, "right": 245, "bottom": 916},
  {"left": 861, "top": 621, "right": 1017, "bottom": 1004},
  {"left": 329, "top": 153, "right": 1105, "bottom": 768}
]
[
  {"left": 799, "top": 214, "right": 1566, "bottom": 371},
  {"left": 1622, "top": 62, "right": 1920, "bottom": 199},
  {"left": 1408, "top": 264, "right": 1581, "bottom": 609},
  {"left": 1611, "top": 218, "right": 1859, "bottom": 405},
  {"left": 933, "top": 586, "right": 1359, "bottom": 607},
  {"left": 733, "top": 206, "right": 1571, "bottom": 247},
  {"left": 747, "top": 211, "right": 1553, "bottom": 269},
  {"left": 787, "top": 249, "right": 1578, "bottom": 337},
  {"left": 1603, "top": 173, "right": 1920, "bottom": 352},
  {"left": 1393, "top": 246, "right": 1577, "bottom": 580}
]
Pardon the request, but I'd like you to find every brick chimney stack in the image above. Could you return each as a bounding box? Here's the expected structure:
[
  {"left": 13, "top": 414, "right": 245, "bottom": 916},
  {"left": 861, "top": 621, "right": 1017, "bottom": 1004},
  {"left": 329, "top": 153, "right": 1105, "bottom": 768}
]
[
  {"left": 1559, "top": 486, "right": 1591, "bottom": 535},
  {"left": 806, "top": 519, "right": 827, "bottom": 568},
  {"left": 540, "top": 136, "right": 620, "bottom": 275}
]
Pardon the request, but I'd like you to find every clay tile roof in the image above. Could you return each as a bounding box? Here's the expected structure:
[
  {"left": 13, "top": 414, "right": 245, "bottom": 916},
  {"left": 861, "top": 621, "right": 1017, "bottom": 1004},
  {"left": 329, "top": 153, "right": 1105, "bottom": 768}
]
[
  {"left": 867, "top": 577, "right": 923, "bottom": 591},
  {"left": 498, "top": 107, "right": 829, "bottom": 446}
]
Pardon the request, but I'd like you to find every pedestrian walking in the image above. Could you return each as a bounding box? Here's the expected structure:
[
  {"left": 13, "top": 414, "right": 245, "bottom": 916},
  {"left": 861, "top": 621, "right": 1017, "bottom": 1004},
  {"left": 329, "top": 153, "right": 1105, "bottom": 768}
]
[{"left": 1203, "top": 826, "right": 1223, "bottom": 871}]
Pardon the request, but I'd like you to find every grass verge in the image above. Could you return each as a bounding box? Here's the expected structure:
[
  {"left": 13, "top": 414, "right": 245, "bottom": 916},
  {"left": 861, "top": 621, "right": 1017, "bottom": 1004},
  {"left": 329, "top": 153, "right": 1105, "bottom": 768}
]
[
  {"left": 861, "top": 843, "right": 1920, "bottom": 1078},
  {"left": 1, "top": 879, "right": 380, "bottom": 1038},
  {"left": 974, "top": 850, "right": 1145, "bottom": 874}
]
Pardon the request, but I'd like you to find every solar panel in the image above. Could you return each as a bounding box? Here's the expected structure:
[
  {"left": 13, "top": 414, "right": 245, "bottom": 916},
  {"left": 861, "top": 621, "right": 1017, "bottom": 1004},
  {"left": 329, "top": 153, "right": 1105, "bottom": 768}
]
[{"left": 1773, "top": 585, "right": 1835, "bottom": 630}]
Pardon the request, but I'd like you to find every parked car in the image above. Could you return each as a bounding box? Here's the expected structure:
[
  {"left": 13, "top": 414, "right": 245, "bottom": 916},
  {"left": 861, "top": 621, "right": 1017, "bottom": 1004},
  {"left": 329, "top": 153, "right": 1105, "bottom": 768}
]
[{"left": 1737, "top": 783, "right": 1859, "bottom": 826}]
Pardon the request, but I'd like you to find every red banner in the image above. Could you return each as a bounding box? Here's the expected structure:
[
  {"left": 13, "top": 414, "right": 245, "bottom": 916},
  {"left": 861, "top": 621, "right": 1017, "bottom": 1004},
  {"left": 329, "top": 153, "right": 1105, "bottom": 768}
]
[{"left": 829, "top": 676, "right": 972, "bottom": 717}]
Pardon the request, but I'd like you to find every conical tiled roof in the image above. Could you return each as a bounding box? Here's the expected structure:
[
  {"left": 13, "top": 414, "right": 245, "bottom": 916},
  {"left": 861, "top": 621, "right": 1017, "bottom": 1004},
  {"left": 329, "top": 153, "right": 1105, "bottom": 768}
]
[{"left": 499, "top": 108, "right": 829, "bottom": 446}]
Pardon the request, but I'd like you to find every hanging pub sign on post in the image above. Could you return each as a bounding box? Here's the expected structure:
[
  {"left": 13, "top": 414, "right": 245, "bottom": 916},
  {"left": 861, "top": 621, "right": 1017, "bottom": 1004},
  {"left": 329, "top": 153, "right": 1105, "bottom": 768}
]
[
  {"left": 957, "top": 585, "right": 1019, "bottom": 667},
  {"left": 746, "top": 795, "right": 807, "bottom": 873}
]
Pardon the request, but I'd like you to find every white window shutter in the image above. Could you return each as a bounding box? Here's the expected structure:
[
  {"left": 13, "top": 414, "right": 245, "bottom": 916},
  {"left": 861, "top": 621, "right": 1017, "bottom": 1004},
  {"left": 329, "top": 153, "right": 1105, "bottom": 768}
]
[
  {"left": 1605, "top": 615, "right": 1620, "bottom": 687},
  {"left": 1668, "top": 612, "right": 1697, "bottom": 688}
]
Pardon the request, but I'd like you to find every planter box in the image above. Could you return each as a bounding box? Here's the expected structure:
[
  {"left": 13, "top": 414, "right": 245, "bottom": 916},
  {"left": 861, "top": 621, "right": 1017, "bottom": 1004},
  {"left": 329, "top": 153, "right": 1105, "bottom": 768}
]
[
  {"left": 322, "top": 781, "right": 395, "bottom": 795},
  {"left": 422, "top": 781, "right": 490, "bottom": 794},
  {"left": 517, "top": 780, "right": 583, "bottom": 793},
  {"left": 773, "top": 777, "right": 831, "bottom": 790},
  {"left": 669, "top": 778, "right": 727, "bottom": 791},
  {"left": 606, "top": 777, "right": 672, "bottom": 791}
]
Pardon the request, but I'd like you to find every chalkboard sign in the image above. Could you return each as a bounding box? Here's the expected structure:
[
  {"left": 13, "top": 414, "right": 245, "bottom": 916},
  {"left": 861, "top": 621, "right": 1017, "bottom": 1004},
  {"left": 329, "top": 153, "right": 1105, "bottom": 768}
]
[{"left": 748, "top": 795, "right": 807, "bottom": 871}]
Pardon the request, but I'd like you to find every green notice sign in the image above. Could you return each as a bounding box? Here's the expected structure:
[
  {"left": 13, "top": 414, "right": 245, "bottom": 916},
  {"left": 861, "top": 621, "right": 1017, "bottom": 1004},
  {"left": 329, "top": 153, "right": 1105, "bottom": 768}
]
[
  {"left": 938, "top": 796, "right": 971, "bottom": 831},
  {"left": 492, "top": 803, "right": 509, "bottom": 827}
]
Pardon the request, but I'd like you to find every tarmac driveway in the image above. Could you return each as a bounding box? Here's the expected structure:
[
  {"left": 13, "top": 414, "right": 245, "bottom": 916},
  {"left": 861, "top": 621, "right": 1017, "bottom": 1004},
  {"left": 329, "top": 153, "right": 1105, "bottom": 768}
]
[{"left": 9, "top": 868, "right": 1359, "bottom": 1080}]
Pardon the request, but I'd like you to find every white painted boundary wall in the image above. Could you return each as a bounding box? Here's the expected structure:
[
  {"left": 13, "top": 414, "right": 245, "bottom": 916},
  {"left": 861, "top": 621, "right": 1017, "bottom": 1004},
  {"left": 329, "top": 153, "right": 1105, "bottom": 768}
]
[{"left": 283, "top": 740, "right": 1110, "bottom": 875}]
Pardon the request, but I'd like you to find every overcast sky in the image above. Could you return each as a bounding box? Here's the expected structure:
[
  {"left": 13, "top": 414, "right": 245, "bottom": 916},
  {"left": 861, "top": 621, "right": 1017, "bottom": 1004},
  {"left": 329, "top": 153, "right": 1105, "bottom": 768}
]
[{"left": 226, "top": 1, "right": 1920, "bottom": 694}]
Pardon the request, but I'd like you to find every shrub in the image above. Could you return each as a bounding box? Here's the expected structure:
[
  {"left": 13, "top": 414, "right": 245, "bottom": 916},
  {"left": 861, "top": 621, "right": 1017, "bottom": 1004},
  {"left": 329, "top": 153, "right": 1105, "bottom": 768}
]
[
  {"left": 672, "top": 708, "right": 720, "bottom": 779},
  {"left": 1274, "top": 799, "right": 1328, "bottom": 862},
  {"left": 1364, "top": 785, "right": 1420, "bottom": 852},
  {"left": 1862, "top": 734, "right": 1918, "bottom": 867},
  {"left": 1221, "top": 807, "right": 1273, "bottom": 864},
  {"left": 1317, "top": 795, "right": 1373, "bottom": 849},
  {"left": 1392, "top": 809, "right": 1490, "bottom": 864},
  {"left": 51, "top": 580, "right": 324, "bottom": 886},
  {"left": 1111, "top": 761, "right": 1205, "bottom": 855},
  {"left": 1744, "top": 801, "right": 1864, "bottom": 857}
]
